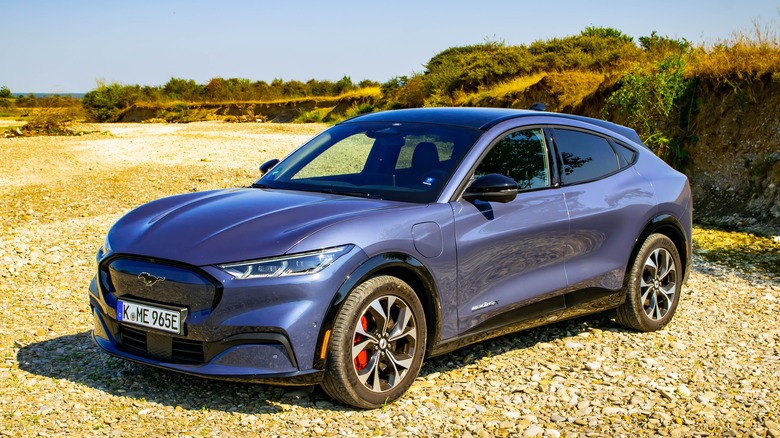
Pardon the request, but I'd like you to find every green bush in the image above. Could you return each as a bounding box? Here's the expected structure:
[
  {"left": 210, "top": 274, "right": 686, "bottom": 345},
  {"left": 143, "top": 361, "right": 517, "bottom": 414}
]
[
  {"left": 639, "top": 31, "right": 691, "bottom": 55},
  {"left": 82, "top": 82, "right": 142, "bottom": 122},
  {"left": 0, "top": 86, "right": 10, "bottom": 98},
  {"left": 163, "top": 77, "right": 204, "bottom": 101},
  {"left": 412, "top": 28, "right": 643, "bottom": 103},
  {"left": 603, "top": 55, "right": 691, "bottom": 166},
  {"left": 161, "top": 102, "right": 191, "bottom": 122},
  {"left": 529, "top": 27, "right": 640, "bottom": 71},
  {"left": 424, "top": 41, "right": 534, "bottom": 96},
  {"left": 295, "top": 108, "right": 327, "bottom": 123},
  {"left": 344, "top": 102, "right": 376, "bottom": 118}
]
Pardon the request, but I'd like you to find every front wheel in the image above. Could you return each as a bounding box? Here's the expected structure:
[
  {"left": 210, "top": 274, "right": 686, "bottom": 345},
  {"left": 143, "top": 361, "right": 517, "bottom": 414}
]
[
  {"left": 322, "top": 275, "right": 426, "bottom": 409},
  {"left": 616, "top": 233, "right": 682, "bottom": 332}
]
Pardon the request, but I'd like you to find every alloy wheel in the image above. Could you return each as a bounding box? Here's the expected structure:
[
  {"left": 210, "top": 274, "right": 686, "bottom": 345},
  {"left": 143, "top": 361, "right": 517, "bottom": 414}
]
[
  {"left": 352, "top": 295, "right": 418, "bottom": 393},
  {"left": 640, "top": 247, "right": 677, "bottom": 321}
]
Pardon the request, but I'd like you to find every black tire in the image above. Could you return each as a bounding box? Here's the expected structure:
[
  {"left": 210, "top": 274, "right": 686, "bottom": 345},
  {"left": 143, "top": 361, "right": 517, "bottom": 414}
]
[
  {"left": 321, "top": 275, "right": 427, "bottom": 409},
  {"left": 616, "top": 233, "right": 682, "bottom": 332}
]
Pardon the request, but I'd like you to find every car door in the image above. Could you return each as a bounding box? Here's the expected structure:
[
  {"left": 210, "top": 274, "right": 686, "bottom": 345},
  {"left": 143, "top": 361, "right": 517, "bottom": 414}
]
[
  {"left": 452, "top": 127, "right": 570, "bottom": 335},
  {"left": 550, "top": 127, "right": 656, "bottom": 292}
]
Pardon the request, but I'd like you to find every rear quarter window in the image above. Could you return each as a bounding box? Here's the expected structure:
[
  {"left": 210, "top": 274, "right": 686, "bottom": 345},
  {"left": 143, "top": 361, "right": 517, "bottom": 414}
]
[
  {"left": 613, "top": 141, "right": 638, "bottom": 167},
  {"left": 552, "top": 129, "right": 621, "bottom": 185}
]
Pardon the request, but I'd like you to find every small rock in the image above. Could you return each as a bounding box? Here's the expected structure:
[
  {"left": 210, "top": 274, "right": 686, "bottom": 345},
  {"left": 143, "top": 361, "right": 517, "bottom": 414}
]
[
  {"left": 282, "top": 388, "right": 311, "bottom": 399},
  {"left": 603, "top": 407, "right": 626, "bottom": 416},
  {"left": 641, "top": 357, "right": 660, "bottom": 368},
  {"left": 523, "top": 425, "right": 544, "bottom": 437},
  {"left": 585, "top": 361, "right": 601, "bottom": 371},
  {"left": 764, "top": 420, "right": 780, "bottom": 438},
  {"left": 504, "top": 411, "right": 521, "bottom": 420},
  {"left": 696, "top": 391, "right": 717, "bottom": 404}
]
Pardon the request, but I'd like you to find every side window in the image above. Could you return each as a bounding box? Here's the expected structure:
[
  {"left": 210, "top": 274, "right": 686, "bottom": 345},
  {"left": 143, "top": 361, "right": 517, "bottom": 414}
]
[
  {"left": 553, "top": 129, "right": 620, "bottom": 185},
  {"left": 475, "top": 128, "right": 550, "bottom": 190},
  {"left": 613, "top": 141, "right": 637, "bottom": 168}
]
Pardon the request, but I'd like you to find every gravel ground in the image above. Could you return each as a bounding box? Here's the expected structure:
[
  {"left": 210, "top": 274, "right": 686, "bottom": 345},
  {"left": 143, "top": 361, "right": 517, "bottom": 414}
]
[{"left": 1, "top": 122, "right": 778, "bottom": 437}]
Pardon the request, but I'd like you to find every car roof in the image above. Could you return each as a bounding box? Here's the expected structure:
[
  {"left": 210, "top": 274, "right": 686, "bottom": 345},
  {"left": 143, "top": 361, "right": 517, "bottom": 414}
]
[{"left": 344, "top": 107, "right": 647, "bottom": 148}]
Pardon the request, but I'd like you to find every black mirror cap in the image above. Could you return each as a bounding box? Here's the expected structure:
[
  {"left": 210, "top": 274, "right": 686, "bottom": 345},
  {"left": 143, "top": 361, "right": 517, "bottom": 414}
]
[
  {"left": 463, "top": 173, "right": 519, "bottom": 203},
  {"left": 259, "top": 158, "right": 280, "bottom": 175}
]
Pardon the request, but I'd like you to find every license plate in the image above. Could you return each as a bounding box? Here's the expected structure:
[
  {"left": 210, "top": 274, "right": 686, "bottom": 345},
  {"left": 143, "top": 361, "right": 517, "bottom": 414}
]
[{"left": 117, "top": 299, "right": 185, "bottom": 335}]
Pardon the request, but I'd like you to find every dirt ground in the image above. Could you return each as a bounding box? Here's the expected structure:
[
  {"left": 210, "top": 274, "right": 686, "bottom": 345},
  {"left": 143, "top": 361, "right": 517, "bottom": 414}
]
[
  {"left": 1, "top": 122, "right": 778, "bottom": 437},
  {"left": 0, "top": 122, "right": 325, "bottom": 434}
]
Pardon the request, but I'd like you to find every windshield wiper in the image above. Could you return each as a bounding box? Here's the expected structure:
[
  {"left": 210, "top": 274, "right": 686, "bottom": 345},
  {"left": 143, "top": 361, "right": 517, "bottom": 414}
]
[{"left": 319, "top": 188, "right": 381, "bottom": 199}]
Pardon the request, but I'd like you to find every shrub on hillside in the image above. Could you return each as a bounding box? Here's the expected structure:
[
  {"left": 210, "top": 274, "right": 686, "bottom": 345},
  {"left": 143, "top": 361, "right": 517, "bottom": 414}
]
[
  {"left": 417, "top": 28, "right": 643, "bottom": 102},
  {"left": 163, "top": 77, "right": 204, "bottom": 101},
  {"left": 530, "top": 27, "right": 641, "bottom": 71},
  {"left": 603, "top": 55, "right": 691, "bottom": 167},
  {"left": 82, "top": 82, "right": 142, "bottom": 122},
  {"left": 639, "top": 31, "right": 691, "bottom": 55},
  {"left": 380, "top": 75, "right": 427, "bottom": 109},
  {"left": 424, "top": 41, "right": 534, "bottom": 96}
]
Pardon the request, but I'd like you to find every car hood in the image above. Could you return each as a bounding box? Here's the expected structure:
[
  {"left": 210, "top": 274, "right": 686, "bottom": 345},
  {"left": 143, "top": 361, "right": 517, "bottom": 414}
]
[{"left": 106, "top": 188, "right": 407, "bottom": 266}]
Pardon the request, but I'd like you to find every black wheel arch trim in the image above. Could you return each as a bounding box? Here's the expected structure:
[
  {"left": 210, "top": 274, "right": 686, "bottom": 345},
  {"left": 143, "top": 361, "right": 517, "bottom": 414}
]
[
  {"left": 631, "top": 214, "right": 691, "bottom": 284},
  {"left": 312, "top": 252, "right": 442, "bottom": 370}
]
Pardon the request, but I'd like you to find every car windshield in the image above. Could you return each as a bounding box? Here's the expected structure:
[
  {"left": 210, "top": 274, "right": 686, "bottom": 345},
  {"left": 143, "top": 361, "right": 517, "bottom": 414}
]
[{"left": 256, "top": 121, "right": 484, "bottom": 203}]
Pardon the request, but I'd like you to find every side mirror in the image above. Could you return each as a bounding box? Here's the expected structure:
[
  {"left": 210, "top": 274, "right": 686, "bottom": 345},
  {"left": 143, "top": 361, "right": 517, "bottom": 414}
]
[
  {"left": 259, "top": 158, "right": 280, "bottom": 175},
  {"left": 463, "top": 173, "right": 518, "bottom": 203}
]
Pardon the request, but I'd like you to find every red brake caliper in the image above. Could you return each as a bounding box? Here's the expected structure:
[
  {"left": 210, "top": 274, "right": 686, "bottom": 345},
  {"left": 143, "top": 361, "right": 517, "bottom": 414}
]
[{"left": 354, "top": 315, "right": 369, "bottom": 370}]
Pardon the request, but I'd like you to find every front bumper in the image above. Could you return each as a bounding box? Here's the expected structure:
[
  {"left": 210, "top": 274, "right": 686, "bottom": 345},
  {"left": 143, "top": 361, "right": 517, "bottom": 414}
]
[
  {"left": 88, "top": 247, "right": 367, "bottom": 385},
  {"left": 91, "top": 304, "right": 323, "bottom": 385}
]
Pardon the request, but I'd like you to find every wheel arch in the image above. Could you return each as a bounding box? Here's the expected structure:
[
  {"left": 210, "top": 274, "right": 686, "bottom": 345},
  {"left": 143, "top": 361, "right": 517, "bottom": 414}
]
[
  {"left": 312, "top": 252, "right": 442, "bottom": 370},
  {"left": 629, "top": 214, "right": 690, "bottom": 284}
]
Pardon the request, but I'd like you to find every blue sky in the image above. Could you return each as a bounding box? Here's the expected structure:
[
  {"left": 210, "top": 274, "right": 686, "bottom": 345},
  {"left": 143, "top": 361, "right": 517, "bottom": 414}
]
[{"left": 2, "top": 0, "right": 778, "bottom": 93}]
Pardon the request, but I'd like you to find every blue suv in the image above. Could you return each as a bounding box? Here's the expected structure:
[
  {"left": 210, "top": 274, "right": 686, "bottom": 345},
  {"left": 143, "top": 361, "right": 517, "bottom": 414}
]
[{"left": 90, "top": 108, "right": 692, "bottom": 408}]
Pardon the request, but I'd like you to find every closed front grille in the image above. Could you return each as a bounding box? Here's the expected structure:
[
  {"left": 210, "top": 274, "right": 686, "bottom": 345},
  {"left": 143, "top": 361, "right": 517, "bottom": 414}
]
[
  {"left": 100, "top": 257, "right": 221, "bottom": 313},
  {"left": 118, "top": 325, "right": 205, "bottom": 364}
]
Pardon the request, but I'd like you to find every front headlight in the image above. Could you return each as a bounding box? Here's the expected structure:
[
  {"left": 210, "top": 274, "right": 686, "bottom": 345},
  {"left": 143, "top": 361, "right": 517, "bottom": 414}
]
[
  {"left": 97, "top": 235, "right": 112, "bottom": 262},
  {"left": 102, "top": 235, "right": 112, "bottom": 255},
  {"left": 216, "top": 245, "right": 354, "bottom": 279}
]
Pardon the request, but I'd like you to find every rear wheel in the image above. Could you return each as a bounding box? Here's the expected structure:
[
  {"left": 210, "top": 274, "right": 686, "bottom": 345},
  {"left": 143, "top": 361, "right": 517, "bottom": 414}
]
[
  {"left": 322, "top": 275, "right": 426, "bottom": 409},
  {"left": 616, "top": 234, "right": 682, "bottom": 332}
]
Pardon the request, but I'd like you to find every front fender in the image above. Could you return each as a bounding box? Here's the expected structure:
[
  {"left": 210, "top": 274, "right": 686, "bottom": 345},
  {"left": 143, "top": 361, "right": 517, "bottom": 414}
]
[{"left": 311, "top": 252, "right": 441, "bottom": 370}]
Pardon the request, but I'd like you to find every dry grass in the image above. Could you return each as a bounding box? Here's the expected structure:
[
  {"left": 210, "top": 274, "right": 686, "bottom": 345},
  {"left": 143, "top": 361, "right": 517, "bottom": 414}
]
[
  {"left": 692, "top": 19, "right": 780, "bottom": 81},
  {"left": 543, "top": 71, "right": 606, "bottom": 110},
  {"left": 455, "top": 74, "right": 546, "bottom": 106},
  {"left": 213, "top": 87, "right": 382, "bottom": 106},
  {"left": 454, "top": 71, "right": 605, "bottom": 111}
]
